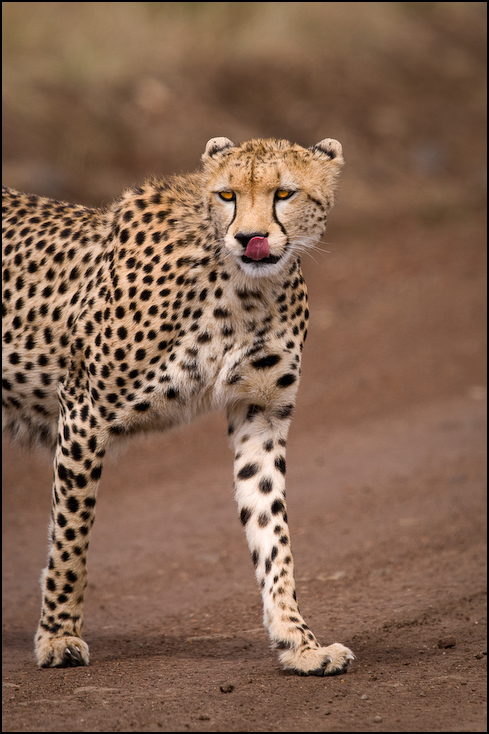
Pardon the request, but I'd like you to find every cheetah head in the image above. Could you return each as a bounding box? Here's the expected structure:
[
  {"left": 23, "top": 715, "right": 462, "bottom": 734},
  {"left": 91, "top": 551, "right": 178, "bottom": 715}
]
[{"left": 202, "top": 137, "right": 344, "bottom": 279}]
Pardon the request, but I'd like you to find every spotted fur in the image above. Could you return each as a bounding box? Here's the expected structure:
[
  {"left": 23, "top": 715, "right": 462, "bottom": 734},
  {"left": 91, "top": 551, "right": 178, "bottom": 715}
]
[{"left": 2, "top": 137, "right": 354, "bottom": 675}]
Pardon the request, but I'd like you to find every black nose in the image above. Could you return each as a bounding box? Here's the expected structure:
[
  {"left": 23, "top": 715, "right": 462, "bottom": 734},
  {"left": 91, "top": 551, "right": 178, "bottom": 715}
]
[{"left": 235, "top": 232, "right": 268, "bottom": 249}]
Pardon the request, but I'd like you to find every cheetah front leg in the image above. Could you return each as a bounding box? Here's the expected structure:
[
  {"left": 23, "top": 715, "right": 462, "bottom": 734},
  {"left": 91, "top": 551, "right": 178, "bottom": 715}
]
[
  {"left": 34, "top": 384, "right": 106, "bottom": 667},
  {"left": 227, "top": 401, "right": 354, "bottom": 676}
]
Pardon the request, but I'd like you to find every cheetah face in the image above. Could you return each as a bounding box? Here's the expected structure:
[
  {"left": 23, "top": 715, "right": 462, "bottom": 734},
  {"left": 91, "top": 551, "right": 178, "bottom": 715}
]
[{"left": 202, "top": 136, "right": 344, "bottom": 279}]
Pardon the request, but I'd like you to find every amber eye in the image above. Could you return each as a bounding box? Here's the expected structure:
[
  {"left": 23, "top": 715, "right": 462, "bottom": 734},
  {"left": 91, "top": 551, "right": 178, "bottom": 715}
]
[
  {"left": 275, "top": 189, "right": 295, "bottom": 200},
  {"left": 218, "top": 191, "right": 235, "bottom": 201}
]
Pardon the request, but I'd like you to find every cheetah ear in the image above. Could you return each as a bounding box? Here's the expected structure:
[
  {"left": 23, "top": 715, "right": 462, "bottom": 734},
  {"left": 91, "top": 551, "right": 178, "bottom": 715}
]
[
  {"left": 309, "top": 138, "right": 344, "bottom": 165},
  {"left": 202, "top": 137, "right": 236, "bottom": 161}
]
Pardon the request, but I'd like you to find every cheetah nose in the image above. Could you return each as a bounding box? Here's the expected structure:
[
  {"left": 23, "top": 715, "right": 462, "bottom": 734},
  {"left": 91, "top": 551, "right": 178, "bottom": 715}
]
[{"left": 236, "top": 234, "right": 270, "bottom": 261}]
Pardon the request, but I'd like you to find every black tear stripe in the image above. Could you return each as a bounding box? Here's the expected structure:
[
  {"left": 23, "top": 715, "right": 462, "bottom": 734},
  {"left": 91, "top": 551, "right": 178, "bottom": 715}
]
[
  {"left": 272, "top": 197, "right": 289, "bottom": 241},
  {"left": 225, "top": 201, "right": 237, "bottom": 228}
]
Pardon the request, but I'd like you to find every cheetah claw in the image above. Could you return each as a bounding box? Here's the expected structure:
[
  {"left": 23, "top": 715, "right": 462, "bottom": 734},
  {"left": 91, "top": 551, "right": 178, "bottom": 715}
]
[{"left": 36, "top": 635, "right": 90, "bottom": 668}]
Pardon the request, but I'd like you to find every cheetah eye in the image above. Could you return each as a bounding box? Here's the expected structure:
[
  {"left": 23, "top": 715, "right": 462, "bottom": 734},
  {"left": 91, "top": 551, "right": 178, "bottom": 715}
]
[
  {"left": 217, "top": 191, "right": 236, "bottom": 202},
  {"left": 275, "top": 189, "right": 296, "bottom": 200}
]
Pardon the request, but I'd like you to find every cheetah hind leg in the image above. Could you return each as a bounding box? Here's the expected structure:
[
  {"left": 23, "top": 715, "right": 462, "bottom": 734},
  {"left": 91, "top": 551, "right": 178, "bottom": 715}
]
[
  {"left": 35, "top": 630, "right": 90, "bottom": 668},
  {"left": 277, "top": 642, "right": 355, "bottom": 676}
]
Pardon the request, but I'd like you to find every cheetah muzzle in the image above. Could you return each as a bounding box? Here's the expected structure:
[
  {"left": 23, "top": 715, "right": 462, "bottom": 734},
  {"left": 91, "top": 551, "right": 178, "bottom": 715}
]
[{"left": 2, "top": 136, "right": 354, "bottom": 676}]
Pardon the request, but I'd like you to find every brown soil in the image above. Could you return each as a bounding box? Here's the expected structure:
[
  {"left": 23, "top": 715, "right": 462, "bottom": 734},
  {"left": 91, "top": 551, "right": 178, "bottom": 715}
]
[{"left": 3, "top": 212, "right": 486, "bottom": 731}]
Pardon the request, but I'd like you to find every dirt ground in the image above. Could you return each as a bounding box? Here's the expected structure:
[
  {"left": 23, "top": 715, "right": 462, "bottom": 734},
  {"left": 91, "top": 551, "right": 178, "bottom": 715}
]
[
  {"left": 2, "top": 3, "right": 487, "bottom": 732},
  {"left": 3, "top": 210, "right": 487, "bottom": 731}
]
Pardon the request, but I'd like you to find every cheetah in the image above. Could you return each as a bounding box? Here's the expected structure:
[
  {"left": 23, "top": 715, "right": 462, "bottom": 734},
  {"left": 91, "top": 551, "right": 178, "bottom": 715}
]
[{"left": 2, "top": 136, "right": 354, "bottom": 675}]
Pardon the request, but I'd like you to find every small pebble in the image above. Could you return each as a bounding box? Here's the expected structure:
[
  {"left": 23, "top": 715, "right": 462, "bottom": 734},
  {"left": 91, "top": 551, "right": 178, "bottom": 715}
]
[
  {"left": 219, "top": 682, "right": 235, "bottom": 693},
  {"left": 437, "top": 636, "right": 456, "bottom": 648}
]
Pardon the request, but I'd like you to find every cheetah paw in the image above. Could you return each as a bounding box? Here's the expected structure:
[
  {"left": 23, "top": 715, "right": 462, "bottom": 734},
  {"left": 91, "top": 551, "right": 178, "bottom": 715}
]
[
  {"left": 278, "top": 642, "right": 354, "bottom": 676},
  {"left": 35, "top": 635, "right": 90, "bottom": 668}
]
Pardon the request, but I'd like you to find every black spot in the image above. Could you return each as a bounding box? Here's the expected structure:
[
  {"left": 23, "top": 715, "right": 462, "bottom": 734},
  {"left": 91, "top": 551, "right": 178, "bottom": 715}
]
[
  {"left": 71, "top": 442, "right": 82, "bottom": 461},
  {"left": 275, "top": 404, "right": 294, "bottom": 420},
  {"left": 276, "top": 373, "right": 297, "bottom": 388},
  {"left": 271, "top": 499, "right": 285, "bottom": 515},
  {"left": 246, "top": 404, "right": 264, "bottom": 421},
  {"left": 91, "top": 465, "right": 102, "bottom": 481},
  {"left": 240, "top": 507, "right": 252, "bottom": 526},
  {"left": 259, "top": 477, "right": 273, "bottom": 494},
  {"left": 57, "top": 464, "right": 68, "bottom": 481},
  {"left": 251, "top": 354, "right": 281, "bottom": 370},
  {"left": 275, "top": 456, "right": 286, "bottom": 475},
  {"left": 46, "top": 577, "right": 56, "bottom": 592},
  {"left": 237, "top": 463, "right": 259, "bottom": 480},
  {"left": 66, "top": 496, "right": 79, "bottom": 513},
  {"left": 213, "top": 307, "right": 230, "bottom": 319}
]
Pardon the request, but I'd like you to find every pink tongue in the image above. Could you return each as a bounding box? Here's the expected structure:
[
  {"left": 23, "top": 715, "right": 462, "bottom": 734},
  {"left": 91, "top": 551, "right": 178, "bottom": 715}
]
[{"left": 245, "top": 236, "right": 270, "bottom": 261}]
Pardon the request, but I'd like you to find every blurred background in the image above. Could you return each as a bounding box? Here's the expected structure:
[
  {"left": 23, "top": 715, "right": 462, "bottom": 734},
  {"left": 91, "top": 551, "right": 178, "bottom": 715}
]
[
  {"left": 2, "top": 2, "right": 486, "bottom": 218},
  {"left": 1, "top": 1, "right": 487, "bottom": 421}
]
